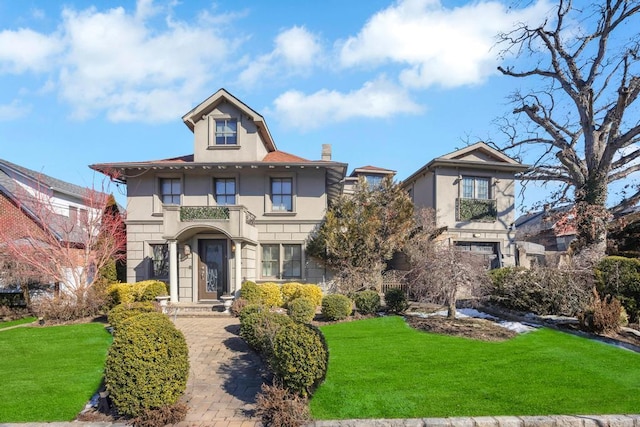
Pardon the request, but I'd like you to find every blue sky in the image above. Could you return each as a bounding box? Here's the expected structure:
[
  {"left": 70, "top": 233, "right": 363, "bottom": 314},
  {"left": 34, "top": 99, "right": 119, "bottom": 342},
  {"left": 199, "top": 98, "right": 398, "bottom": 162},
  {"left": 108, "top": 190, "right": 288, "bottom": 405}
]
[{"left": 0, "top": 0, "right": 558, "bottom": 210}]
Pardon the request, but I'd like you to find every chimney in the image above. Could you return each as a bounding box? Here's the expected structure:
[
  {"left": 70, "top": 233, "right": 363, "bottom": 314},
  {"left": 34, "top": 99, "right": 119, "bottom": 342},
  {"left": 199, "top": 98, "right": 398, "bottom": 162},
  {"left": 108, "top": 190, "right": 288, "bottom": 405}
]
[{"left": 321, "top": 144, "right": 332, "bottom": 161}]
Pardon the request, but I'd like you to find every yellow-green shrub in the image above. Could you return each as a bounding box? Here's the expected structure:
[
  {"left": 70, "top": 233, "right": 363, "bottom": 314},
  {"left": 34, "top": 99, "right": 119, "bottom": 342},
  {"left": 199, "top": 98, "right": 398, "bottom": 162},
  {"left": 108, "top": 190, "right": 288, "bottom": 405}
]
[
  {"left": 107, "top": 283, "right": 136, "bottom": 305},
  {"left": 281, "top": 282, "right": 323, "bottom": 307},
  {"left": 107, "top": 281, "right": 168, "bottom": 307},
  {"left": 240, "top": 281, "right": 261, "bottom": 304},
  {"left": 259, "top": 282, "right": 284, "bottom": 308},
  {"left": 107, "top": 302, "right": 157, "bottom": 331}
]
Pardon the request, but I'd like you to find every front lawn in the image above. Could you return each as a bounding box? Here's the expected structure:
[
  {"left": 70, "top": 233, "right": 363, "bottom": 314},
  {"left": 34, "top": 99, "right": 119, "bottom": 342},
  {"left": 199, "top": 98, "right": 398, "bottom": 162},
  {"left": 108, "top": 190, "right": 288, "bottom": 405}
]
[
  {"left": 0, "top": 322, "right": 112, "bottom": 422},
  {"left": 312, "top": 316, "right": 640, "bottom": 419},
  {"left": 0, "top": 316, "right": 37, "bottom": 330}
]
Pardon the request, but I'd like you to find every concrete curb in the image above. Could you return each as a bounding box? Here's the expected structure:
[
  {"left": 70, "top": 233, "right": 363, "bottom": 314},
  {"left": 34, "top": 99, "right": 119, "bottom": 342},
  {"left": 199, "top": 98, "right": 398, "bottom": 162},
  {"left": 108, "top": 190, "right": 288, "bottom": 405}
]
[{"left": 309, "top": 414, "right": 640, "bottom": 427}]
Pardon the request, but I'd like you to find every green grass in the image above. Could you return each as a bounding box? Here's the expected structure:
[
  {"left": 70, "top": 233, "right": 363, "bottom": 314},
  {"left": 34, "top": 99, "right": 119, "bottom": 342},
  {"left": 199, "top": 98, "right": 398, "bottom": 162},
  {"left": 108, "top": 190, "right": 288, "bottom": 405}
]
[
  {"left": 311, "top": 316, "right": 640, "bottom": 419},
  {"left": 0, "top": 316, "right": 37, "bottom": 329},
  {"left": 0, "top": 322, "right": 112, "bottom": 422}
]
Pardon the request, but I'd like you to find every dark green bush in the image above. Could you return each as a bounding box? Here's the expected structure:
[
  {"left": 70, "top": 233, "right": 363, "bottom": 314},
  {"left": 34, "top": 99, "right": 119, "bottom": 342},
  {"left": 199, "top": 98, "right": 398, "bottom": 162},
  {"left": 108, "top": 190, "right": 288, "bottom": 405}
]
[
  {"left": 321, "top": 294, "right": 352, "bottom": 321},
  {"left": 596, "top": 256, "right": 640, "bottom": 321},
  {"left": 287, "top": 297, "right": 316, "bottom": 323},
  {"left": 488, "top": 266, "right": 593, "bottom": 316},
  {"left": 269, "top": 323, "right": 328, "bottom": 397},
  {"left": 105, "top": 312, "right": 189, "bottom": 417},
  {"left": 107, "top": 302, "right": 157, "bottom": 331},
  {"left": 353, "top": 290, "right": 381, "bottom": 315},
  {"left": 240, "top": 310, "right": 294, "bottom": 355},
  {"left": 384, "top": 288, "right": 408, "bottom": 313},
  {"left": 238, "top": 303, "right": 265, "bottom": 324},
  {"left": 240, "top": 280, "right": 261, "bottom": 304}
]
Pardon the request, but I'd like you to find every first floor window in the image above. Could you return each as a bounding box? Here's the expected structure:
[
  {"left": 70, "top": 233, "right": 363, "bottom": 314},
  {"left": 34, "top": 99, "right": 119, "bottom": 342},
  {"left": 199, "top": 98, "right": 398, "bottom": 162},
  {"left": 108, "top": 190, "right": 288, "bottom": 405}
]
[
  {"left": 215, "top": 118, "right": 237, "bottom": 145},
  {"left": 261, "top": 243, "right": 303, "bottom": 279},
  {"left": 150, "top": 244, "right": 169, "bottom": 278},
  {"left": 215, "top": 178, "right": 236, "bottom": 205},
  {"left": 261, "top": 244, "right": 280, "bottom": 278},
  {"left": 462, "top": 176, "right": 490, "bottom": 199},
  {"left": 160, "top": 178, "right": 181, "bottom": 205},
  {"left": 271, "top": 178, "right": 293, "bottom": 212}
]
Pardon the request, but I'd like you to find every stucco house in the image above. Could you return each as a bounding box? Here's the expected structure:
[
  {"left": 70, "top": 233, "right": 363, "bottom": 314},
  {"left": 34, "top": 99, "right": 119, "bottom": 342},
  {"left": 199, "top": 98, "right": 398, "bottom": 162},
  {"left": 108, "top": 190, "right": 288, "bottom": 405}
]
[
  {"left": 91, "top": 89, "right": 347, "bottom": 303},
  {"left": 401, "top": 142, "right": 529, "bottom": 268},
  {"left": 342, "top": 165, "right": 396, "bottom": 195}
]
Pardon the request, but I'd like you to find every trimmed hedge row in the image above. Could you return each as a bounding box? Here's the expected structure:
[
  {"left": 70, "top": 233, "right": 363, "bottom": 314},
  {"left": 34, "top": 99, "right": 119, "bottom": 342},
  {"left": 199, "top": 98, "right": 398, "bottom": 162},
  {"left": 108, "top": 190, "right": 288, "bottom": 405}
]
[
  {"left": 107, "top": 280, "right": 168, "bottom": 307},
  {"left": 239, "top": 281, "right": 323, "bottom": 308}
]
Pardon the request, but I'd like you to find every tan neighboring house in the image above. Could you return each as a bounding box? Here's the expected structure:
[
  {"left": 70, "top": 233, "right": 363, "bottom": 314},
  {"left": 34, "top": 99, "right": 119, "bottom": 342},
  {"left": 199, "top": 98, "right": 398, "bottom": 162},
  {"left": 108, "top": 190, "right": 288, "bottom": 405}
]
[
  {"left": 342, "top": 165, "right": 396, "bottom": 195},
  {"left": 401, "top": 142, "right": 529, "bottom": 268},
  {"left": 91, "top": 89, "right": 346, "bottom": 303}
]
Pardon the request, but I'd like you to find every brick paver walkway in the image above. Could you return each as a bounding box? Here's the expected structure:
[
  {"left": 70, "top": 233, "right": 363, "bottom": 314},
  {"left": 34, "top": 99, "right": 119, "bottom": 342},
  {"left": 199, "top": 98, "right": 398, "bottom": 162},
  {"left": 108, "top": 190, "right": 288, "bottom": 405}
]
[{"left": 173, "top": 317, "right": 266, "bottom": 427}]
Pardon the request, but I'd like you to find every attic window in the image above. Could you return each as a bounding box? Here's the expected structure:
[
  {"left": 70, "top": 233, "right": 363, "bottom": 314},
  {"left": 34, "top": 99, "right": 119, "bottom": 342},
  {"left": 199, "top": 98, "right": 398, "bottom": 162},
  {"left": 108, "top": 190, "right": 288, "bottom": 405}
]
[{"left": 214, "top": 118, "right": 237, "bottom": 145}]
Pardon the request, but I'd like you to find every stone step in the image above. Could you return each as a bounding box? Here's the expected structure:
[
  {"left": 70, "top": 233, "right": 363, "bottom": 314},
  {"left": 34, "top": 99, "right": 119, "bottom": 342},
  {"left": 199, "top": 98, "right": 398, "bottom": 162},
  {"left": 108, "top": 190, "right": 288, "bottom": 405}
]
[{"left": 163, "top": 302, "right": 232, "bottom": 318}]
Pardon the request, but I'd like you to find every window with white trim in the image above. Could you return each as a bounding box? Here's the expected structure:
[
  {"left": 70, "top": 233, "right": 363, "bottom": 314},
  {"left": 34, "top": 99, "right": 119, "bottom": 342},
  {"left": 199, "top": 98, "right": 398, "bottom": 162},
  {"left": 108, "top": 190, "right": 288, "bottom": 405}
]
[{"left": 214, "top": 178, "right": 236, "bottom": 205}]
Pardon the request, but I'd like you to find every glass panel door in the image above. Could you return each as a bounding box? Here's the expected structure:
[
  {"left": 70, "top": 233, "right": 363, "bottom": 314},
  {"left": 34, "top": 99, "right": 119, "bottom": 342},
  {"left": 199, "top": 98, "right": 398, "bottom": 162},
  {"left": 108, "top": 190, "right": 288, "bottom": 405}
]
[{"left": 198, "top": 239, "right": 227, "bottom": 299}]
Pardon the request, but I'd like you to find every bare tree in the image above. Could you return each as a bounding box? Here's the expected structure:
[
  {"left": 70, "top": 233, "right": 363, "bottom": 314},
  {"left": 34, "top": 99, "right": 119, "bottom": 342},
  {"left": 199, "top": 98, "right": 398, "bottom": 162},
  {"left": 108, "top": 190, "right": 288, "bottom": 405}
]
[
  {"left": 495, "top": 0, "right": 640, "bottom": 255},
  {"left": 0, "top": 183, "right": 126, "bottom": 306},
  {"left": 404, "top": 209, "right": 490, "bottom": 319}
]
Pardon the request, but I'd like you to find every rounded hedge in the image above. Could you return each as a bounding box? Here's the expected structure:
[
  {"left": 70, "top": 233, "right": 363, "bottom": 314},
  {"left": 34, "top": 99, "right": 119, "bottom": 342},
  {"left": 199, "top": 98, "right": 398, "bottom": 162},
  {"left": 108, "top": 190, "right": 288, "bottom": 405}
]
[
  {"left": 105, "top": 312, "right": 189, "bottom": 417},
  {"left": 287, "top": 297, "right": 316, "bottom": 323},
  {"left": 321, "top": 294, "right": 352, "bottom": 321},
  {"left": 139, "top": 280, "right": 169, "bottom": 302},
  {"left": 240, "top": 280, "right": 261, "bottom": 304},
  {"left": 270, "top": 323, "right": 328, "bottom": 397},
  {"left": 259, "top": 282, "right": 284, "bottom": 308},
  {"left": 107, "top": 302, "right": 157, "bottom": 331},
  {"left": 240, "top": 310, "right": 294, "bottom": 354},
  {"left": 353, "top": 290, "right": 381, "bottom": 315},
  {"left": 384, "top": 288, "right": 409, "bottom": 313}
]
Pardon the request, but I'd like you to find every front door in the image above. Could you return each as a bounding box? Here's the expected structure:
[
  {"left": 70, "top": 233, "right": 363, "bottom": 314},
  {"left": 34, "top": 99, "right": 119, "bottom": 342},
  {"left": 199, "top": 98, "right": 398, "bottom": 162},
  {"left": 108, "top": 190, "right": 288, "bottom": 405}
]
[{"left": 198, "top": 239, "right": 227, "bottom": 300}]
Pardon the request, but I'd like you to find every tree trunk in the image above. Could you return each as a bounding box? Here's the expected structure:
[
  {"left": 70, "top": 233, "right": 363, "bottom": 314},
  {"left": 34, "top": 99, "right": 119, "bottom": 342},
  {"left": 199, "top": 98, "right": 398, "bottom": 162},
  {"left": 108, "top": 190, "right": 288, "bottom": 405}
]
[{"left": 573, "top": 175, "right": 609, "bottom": 257}]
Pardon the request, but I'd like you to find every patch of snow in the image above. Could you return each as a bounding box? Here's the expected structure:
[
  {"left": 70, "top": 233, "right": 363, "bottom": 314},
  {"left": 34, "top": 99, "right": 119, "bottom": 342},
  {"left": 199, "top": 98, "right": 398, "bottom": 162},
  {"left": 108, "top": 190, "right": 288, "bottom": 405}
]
[{"left": 412, "top": 308, "right": 537, "bottom": 333}]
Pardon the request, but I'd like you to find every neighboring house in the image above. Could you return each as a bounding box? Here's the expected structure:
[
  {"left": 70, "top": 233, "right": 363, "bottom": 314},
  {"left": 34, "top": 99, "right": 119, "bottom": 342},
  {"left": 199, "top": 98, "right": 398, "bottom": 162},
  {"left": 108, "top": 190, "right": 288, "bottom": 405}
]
[
  {"left": 401, "top": 142, "right": 529, "bottom": 268},
  {"left": 342, "top": 165, "right": 396, "bottom": 195},
  {"left": 514, "top": 204, "right": 576, "bottom": 252},
  {"left": 91, "top": 89, "right": 347, "bottom": 303},
  {"left": 0, "top": 159, "right": 100, "bottom": 289}
]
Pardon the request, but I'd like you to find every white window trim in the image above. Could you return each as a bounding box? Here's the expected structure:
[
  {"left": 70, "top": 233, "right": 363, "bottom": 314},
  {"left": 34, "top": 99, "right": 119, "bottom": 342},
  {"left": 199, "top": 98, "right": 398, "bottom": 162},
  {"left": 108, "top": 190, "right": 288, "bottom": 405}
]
[
  {"left": 209, "top": 174, "right": 240, "bottom": 206},
  {"left": 207, "top": 115, "right": 241, "bottom": 148},
  {"left": 461, "top": 175, "right": 492, "bottom": 200}
]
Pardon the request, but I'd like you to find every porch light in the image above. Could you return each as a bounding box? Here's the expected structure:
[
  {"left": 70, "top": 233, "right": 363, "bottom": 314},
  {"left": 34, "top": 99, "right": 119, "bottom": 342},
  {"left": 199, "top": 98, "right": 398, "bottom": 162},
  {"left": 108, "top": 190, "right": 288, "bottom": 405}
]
[{"left": 231, "top": 242, "right": 236, "bottom": 253}]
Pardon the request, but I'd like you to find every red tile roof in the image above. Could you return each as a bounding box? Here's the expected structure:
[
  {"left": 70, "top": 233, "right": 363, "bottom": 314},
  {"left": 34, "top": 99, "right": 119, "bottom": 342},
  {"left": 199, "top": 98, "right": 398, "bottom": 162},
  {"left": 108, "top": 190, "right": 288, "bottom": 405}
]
[{"left": 262, "top": 151, "right": 310, "bottom": 163}]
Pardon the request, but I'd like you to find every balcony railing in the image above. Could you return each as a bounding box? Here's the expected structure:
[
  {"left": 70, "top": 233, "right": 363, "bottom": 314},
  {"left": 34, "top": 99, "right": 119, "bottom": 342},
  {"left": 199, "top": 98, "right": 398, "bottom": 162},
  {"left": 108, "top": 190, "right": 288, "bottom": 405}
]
[
  {"left": 164, "top": 205, "right": 258, "bottom": 242},
  {"left": 456, "top": 198, "right": 497, "bottom": 222}
]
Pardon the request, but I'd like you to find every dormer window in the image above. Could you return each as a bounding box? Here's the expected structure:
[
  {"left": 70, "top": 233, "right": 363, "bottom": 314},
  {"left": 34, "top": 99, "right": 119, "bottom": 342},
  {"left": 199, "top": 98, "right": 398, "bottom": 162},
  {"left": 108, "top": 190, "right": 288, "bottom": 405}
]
[{"left": 214, "top": 118, "right": 237, "bottom": 145}]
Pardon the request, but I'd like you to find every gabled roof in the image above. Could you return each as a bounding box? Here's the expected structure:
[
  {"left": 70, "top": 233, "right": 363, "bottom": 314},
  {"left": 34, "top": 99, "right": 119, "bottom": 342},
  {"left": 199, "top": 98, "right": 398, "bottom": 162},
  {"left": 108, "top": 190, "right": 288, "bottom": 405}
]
[
  {"left": 402, "top": 142, "right": 529, "bottom": 186},
  {"left": 181, "top": 88, "right": 277, "bottom": 153},
  {"left": 0, "top": 158, "right": 90, "bottom": 200},
  {"left": 348, "top": 165, "right": 396, "bottom": 177},
  {"left": 262, "top": 151, "right": 310, "bottom": 163},
  {"left": 515, "top": 204, "right": 576, "bottom": 237}
]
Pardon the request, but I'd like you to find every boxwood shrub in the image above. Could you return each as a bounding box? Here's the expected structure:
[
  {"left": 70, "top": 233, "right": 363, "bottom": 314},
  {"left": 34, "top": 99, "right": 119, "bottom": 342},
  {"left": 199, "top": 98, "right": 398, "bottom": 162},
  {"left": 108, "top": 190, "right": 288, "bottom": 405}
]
[
  {"left": 107, "top": 302, "right": 157, "bottom": 331},
  {"left": 384, "top": 288, "right": 408, "bottom": 313},
  {"left": 353, "top": 290, "right": 381, "bottom": 315},
  {"left": 269, "top": 323, "right": 328, "bottom": 397},
  {"left": 240, "top": 281, "right": 261, "bottom": 304},
  {"left": 287, "top": 297, "right": 316, "bottom": 323},
  {"left": 321, "top": 294, "right": 352, "bottom": 321},
  {"left": 259, "top": 282, "right": 284, "bottom": 308},
  {"left": 596, "top": 256, "right": 640, "bottom": 321},
  {"left": 240, "top": 310, "right": 294, "bottom": 355},
  {"left": 105, "top": 312, "right": 189, "bottom": 417}
]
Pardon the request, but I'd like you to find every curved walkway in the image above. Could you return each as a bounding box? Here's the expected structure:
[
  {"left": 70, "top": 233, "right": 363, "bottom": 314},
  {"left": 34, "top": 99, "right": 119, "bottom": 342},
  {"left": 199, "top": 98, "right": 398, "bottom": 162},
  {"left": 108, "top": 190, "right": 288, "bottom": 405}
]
[{"left": 173, "top": 316, "right": 265, "bottom": 427}]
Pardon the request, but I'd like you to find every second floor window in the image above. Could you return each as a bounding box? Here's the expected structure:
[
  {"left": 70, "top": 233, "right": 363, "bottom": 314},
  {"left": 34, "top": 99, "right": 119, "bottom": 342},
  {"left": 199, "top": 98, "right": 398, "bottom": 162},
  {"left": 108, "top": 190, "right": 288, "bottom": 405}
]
[
  {"left": 462, "top": 176, "right": 490, "bottom": 199},
  {"left": 160, "top": 178, "right": 181, "bottom": 205},
  {"left": 215, "top": 178, "right": 236, "bottom": 205},
  {"left": 215, "top": 119, "right": 237, "bottom": 145},
  {"left": 271, "top": 178, "right": 292, "bottom": 212}
]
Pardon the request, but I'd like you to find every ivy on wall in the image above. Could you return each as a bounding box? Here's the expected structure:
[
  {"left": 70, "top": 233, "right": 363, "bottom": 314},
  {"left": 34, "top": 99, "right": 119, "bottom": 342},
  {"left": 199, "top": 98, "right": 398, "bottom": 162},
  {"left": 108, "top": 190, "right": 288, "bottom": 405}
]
[
  {"left": 180, "top": 206, "right": 230, "bottom": 221},
  {"left": 457, "top": 198, "right": 497, "bottom": 222}
]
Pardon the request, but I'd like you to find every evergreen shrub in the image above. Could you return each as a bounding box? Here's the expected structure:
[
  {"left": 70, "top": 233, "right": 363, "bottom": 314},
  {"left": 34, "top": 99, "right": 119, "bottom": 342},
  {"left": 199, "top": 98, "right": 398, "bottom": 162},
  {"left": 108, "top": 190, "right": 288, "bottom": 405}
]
[
  {"left": 321, "top": 294, "right": 352, "bottom": 321},
  {"left": 287, "top": 297, "right": 316, "bottom": 323},
  {"left": 353, "top": 290, "right": 381, "bottom": 315},
  {"left": 240, "top": 281, "right": 261, "bottom": 304},
  {"left": 269, "top": 323, "right": 328, "bottom": 397},
  {"left": 384, "top": 288, "right": 409, "bottom": 313},
  {"left": 595, "top": 256, "right": 640, "bottom": 321},
  {"left": 240, "top": 310, "right": 294, "bottom": 355},
  {"left": 259, "top": 282, "right": 284, "bottom": 308},
  {"left": 105, "top": 312, "right": 189, "bottom": 417},
  {"left": 107, "top": 302, "right": 157, "bottom": 331}
]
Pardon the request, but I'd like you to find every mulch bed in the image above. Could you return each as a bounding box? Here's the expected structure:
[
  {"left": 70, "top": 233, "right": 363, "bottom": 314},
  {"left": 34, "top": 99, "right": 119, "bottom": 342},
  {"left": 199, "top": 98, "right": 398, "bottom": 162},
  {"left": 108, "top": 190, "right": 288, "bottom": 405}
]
[{"left": 405, "top": 315, "right": 518, "bottom": 342}]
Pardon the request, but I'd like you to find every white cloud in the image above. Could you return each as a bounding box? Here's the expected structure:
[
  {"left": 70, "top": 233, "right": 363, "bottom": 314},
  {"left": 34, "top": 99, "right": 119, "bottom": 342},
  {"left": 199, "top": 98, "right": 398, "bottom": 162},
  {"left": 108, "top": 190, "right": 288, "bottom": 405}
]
[
  {"left": 55, "top": 2, "right": 239, "bottom": 122},
  {"left": 0, "top": 28, "right": 62, "bottom": 73},
  {"left": 0, "top": 100, "right": 31, "bottom": 121},
  {"left": 272, "top": 77, "right": 423, "bottom": 131},
  {"left": 238, "top": 26, "right": 322, "bottom": 87},
  {"left": 339, "top": 0, "right": 552, "bottom": 89}
]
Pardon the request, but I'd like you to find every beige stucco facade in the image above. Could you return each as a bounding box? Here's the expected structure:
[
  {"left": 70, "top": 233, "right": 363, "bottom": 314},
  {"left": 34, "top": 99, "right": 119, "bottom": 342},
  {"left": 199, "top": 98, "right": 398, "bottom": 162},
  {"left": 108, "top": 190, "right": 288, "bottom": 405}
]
[
  {"left": 92, "top": 89, "right": 345, "bottom": 303},
  {"left": 402, "top": 142, "right": 529, "bottom": 268}
]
